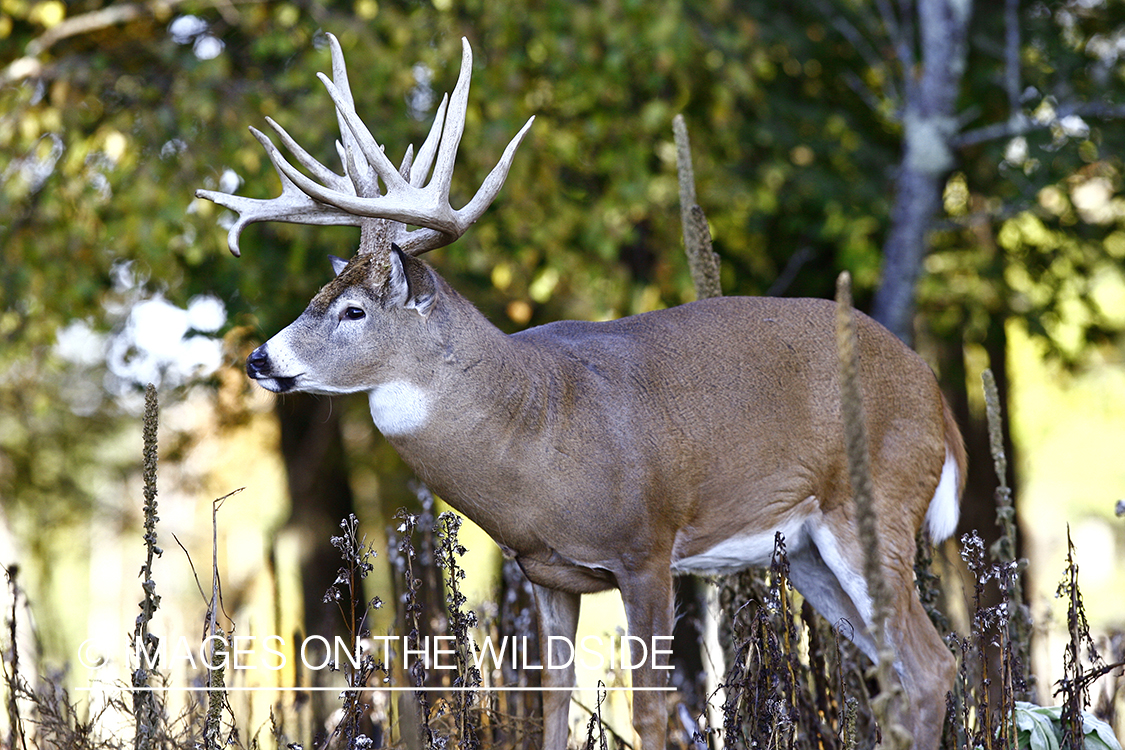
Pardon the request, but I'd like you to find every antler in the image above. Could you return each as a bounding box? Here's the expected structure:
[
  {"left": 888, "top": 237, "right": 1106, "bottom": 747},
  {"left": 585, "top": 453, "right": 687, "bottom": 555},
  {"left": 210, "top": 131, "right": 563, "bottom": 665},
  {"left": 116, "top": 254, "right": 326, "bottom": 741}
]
[{"left": 196, "top": 34, "right": 535, "bottom": 258}]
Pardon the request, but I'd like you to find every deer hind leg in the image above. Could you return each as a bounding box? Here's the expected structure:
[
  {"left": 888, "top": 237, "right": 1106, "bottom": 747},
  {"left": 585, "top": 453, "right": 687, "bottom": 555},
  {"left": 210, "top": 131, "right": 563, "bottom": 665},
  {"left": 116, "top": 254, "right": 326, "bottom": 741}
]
[
  {"left": 886, "top": 576, "right": 955, "bottom": 750},
  {"left": 530, "top": 584, "right": 581, "bottom": 750},
  {"left": 789, "top": 520, "right": 953, "bottom": 750}
]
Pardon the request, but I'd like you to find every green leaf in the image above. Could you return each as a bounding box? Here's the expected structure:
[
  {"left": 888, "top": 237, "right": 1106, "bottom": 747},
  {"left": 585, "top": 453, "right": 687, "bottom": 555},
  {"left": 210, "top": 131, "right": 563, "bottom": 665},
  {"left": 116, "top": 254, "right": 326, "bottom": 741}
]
[{"left": 1014, "top": 702, "right": 1062, "bottom": 750}]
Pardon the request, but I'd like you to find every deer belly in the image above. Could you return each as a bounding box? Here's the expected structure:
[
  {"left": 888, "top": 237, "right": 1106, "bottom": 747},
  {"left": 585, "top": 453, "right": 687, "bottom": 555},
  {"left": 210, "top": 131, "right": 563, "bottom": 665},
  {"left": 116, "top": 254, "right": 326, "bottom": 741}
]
[{"left": 669, "top": 506, "right": 814, "bottom": 575}]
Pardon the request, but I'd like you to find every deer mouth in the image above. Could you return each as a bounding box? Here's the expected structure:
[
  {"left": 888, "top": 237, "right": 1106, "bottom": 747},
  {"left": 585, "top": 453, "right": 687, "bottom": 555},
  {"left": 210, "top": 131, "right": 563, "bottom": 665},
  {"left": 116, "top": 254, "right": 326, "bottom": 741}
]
[
  {"left": 245, "top": 365, "right": 300, "bottom": 393},
  {"left": 253, "top": 374, "right": 299, "bottom": 393}
]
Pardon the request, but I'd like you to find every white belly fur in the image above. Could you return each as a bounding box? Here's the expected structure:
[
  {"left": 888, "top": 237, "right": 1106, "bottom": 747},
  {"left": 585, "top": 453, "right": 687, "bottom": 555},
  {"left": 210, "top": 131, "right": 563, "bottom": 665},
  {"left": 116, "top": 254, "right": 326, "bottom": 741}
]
[{"left": 671, "top": 512, "right": 812, "bottom": 575}]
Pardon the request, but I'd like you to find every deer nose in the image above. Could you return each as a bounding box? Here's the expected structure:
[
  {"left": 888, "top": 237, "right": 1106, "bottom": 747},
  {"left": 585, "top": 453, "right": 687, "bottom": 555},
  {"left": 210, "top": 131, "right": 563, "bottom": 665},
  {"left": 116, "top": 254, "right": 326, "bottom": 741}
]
[{"left": 246, "top": 345, "right": 269, "bottom": 378}]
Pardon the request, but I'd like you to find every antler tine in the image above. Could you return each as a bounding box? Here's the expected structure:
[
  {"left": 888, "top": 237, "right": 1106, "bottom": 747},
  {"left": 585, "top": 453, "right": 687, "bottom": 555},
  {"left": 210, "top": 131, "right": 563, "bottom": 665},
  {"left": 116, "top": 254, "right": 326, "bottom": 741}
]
[
  {"left": 427, "top": 38, "right": 473, "bottom": 199},
  {"left": 197, "top": 34, "right": 534, "bottom": 258},
  {"left": 316, "top": 73, "right": 414, "bottom": 204},
  {"left": 195, "top": 125, "right": 361, "bottom": 257},
  {"left": 410, "top": 93, "right": 449, "bottom": 188},
  {"left": 453, "top": 114, "right": 535, "bottom": 231},
  {"left": 263, "top": 117, "right": 350, "bottom": 193},
  {"left": 399, "top": 143, "right": 415, "bottom": 181},
  {"left": 324, "top": 33, "right": 380, "bottom": 199}
]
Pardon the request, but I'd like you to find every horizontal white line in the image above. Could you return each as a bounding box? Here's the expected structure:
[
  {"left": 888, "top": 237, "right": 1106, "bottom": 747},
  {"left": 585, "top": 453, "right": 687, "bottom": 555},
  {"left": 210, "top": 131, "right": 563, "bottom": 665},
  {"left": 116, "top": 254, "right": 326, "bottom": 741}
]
[{"left": 77, "top": 686, "right": 673, "bottom": 693}]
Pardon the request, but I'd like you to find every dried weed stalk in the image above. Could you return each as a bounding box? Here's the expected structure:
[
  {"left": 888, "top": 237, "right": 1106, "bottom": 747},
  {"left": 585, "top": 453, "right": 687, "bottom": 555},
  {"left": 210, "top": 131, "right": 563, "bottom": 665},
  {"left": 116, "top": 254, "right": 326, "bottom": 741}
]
[
  {"left": 324, "top": 513, "right": 385, "bottom": 749},
  {"left": 834, "top": 272, "right": 910, "bottom": 749},
  {"left": 435, "top": 511, "right": 481, "bottom": 750},
  {"left": 982, "top": 368, "right": 1033, "bottom": 702},
  {"left": 1056, "top": 527, "right": 1099, "bottom": 750},
  {"left": 133, "top": 383, "right": 164, "bottom": 750},
  {"left": 581, "top": 682, "right": 609, "bottom": 750},
  {"left": 392, "top": 500, "right": 435, "bottom": 748}
]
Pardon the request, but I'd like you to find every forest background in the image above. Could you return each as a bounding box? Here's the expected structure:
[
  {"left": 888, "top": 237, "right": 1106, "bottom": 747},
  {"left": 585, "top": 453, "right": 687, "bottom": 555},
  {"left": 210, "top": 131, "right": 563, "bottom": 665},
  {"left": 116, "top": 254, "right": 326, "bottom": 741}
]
[{"left": 2, "top": 0, "right": 1125, "bottom": 743}]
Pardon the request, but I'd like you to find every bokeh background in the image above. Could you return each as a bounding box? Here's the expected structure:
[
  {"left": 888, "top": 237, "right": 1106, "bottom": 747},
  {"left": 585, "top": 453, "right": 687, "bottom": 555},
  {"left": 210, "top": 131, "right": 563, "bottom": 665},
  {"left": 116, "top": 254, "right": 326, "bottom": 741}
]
[{"left": 2, "top": 0, "right": 1124, "bottom": 742}]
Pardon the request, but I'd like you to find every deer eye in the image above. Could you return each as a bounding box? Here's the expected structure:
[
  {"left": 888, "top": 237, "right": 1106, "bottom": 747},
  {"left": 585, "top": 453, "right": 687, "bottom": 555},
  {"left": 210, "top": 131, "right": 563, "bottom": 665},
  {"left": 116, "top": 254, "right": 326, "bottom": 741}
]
[{"left": 341, "top": 306, "right": 366, "bottom": 321}]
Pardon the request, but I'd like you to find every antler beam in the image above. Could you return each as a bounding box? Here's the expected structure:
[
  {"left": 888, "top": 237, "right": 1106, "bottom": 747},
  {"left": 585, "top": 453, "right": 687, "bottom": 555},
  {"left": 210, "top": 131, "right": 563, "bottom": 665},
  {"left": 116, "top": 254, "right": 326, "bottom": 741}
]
[{"left": 196, "top": 34, "right": 534, "bottom": 258}]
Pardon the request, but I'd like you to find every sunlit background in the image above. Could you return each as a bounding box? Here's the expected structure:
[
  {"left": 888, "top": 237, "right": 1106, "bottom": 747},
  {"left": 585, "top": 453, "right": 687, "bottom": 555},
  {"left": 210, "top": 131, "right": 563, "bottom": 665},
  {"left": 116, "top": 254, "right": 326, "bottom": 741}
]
[{"left": 2, "top": 0, "right": 1124, "bottom": 744}]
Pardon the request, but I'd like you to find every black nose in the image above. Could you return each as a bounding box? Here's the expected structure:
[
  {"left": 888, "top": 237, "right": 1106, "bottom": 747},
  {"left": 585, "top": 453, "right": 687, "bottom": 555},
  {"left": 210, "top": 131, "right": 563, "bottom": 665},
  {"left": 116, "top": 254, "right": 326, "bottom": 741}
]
[{"left": 246, "top": 346, "right": 269, "bottom": 378}]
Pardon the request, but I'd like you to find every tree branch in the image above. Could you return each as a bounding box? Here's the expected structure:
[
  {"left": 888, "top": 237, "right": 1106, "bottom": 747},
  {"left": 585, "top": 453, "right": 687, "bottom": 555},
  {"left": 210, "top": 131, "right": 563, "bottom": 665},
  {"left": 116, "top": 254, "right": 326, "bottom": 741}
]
[
  {"left": 954, "top": 100, "right": 1125, "bottom": 148},
  {"left": 2, "top": 0, "right": 245, "bottom": 85},
  {"left": 1005, "top": 0, "right": 1022, "bottom": 115}
]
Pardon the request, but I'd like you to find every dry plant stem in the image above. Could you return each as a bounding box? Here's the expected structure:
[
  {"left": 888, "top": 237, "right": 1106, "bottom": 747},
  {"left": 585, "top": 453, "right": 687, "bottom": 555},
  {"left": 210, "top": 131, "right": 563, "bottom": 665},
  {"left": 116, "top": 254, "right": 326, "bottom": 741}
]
[
  {"left": 5, "top": 567, "right": 26, "bottom": 750},
  {"left": 982, "top": 369, "right": 1033, "bottom": 701},
  {"left": 395, "top": 508, "right": 434, "bottom": 748},
  {"left": 204, "top": 492, "right": 239, "bottom": 750},
  {"left": 324, "top": 514, "right": 383, "bottom": 747},
  {"left": 581, "top": 682, "right": 609, "bottom": 750},
  {"left": 771, "top": 534, "right": 802, "bottom": 739},
  {"left": 962, "top": 533, "right": 995, "bottom": 749},
  {"left": 1057, "top": 527, "right": 1098, "bottom": 750},
  {"left": 673, "top": 114, "right": 722, "bottom": 300},
  {"left": 834, "top": 273, "right": 910, "bottom": 749},
  {"left": 435, "top": 512, "right": 480, "bottom": 750},
  {"left": 982, "top": 369, "right": 1023, "bottom": 746},
  {"left": 133, "top": 383, "right": 163, "bottom": 750}
]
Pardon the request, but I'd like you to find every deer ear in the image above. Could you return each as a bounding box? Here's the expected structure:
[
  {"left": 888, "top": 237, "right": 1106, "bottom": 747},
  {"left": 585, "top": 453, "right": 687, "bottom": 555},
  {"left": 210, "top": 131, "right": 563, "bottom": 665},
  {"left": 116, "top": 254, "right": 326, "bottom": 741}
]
[
  {"left": 387, "top": 244, "right": 437, "bottom": 317},
  {"left": 329, "top": 255, "right": 349, "bottom": 276}
]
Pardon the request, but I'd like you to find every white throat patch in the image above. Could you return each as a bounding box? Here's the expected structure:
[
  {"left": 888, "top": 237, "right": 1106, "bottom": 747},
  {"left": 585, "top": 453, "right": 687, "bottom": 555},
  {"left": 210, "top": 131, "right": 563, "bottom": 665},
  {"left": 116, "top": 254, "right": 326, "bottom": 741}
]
[{"left": 368, "top": 381, "right": 431, "bottom": 436}]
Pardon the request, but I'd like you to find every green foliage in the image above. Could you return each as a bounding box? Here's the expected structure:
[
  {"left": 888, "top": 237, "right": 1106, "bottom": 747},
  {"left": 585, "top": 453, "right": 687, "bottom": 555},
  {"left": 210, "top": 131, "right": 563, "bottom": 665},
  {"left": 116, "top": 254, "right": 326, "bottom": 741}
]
[
  {"left": 1011, "top": 702, "right": 1123, "bottom": 750},
  {"left": 4, "top": 0, "right": 1124, "bottom": 385}
]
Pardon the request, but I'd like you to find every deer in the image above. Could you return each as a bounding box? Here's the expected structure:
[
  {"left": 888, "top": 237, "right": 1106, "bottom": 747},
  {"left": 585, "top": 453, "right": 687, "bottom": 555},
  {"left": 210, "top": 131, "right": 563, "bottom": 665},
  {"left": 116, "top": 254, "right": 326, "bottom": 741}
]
[{"left": 197, "top": 35, "right": 966, "bottom": 750}]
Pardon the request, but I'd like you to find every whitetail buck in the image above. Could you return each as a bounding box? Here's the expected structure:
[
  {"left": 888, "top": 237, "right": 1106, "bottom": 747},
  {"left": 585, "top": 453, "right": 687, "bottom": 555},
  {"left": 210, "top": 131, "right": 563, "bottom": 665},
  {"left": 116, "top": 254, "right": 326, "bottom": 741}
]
[{"left": 198, "top": 35, "right": 966, "bottom": 749}]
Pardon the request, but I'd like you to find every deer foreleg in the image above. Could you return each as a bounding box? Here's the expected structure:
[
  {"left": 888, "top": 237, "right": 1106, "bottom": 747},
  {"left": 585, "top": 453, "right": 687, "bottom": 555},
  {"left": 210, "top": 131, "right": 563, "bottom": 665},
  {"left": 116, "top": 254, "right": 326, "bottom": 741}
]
[
  {"left": 618, "top": 566, "right": 675, "bottom": 750},
  {"left": 531, "top": 584, "right": 581, "bottom": 750}
]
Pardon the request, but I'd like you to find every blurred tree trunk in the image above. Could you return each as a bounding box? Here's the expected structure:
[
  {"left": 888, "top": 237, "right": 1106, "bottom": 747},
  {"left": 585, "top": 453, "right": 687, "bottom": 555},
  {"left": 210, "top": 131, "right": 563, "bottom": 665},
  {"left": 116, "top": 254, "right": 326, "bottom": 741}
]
[
  {"left": 871, "top": 0, "right": 972, "bottom": 344},
  {"left": 275, "top": 394, "right": 359, "bottom": 734},
  {"left": 276, "top": 394, "right": 357, "bottom": 638},
  {"left": 948, "top": 324, "right": 1020, "bottom": 553}
]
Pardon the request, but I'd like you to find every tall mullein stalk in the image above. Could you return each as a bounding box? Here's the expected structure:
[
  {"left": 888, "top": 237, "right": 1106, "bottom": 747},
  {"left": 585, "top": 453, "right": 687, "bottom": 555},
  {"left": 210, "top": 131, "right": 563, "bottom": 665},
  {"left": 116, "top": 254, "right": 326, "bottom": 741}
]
[
  {"left": 203, "top": 627, "right": 228, "bottom": 750},
  {"left": 675, "top": 114, "right": 752, "bottom": 737},
  {"left": 133, "top": 383, "right": 163, "bottom": 750},
  {"left": 981, "top": 369, "right": 1033, "bottom": 702},
  {"left": 673, "top": 114, "right": 722, "bottom": 301},
  {"left": 834, "top": 273, "right": 910, "bottom": 749}
]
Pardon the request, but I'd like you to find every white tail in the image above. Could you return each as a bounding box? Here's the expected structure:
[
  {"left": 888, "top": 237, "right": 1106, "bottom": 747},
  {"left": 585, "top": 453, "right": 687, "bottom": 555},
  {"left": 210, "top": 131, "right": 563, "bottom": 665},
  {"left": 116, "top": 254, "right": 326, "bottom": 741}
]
[{"left": 198, "top": 36, "right": 966, "bottom": 750}]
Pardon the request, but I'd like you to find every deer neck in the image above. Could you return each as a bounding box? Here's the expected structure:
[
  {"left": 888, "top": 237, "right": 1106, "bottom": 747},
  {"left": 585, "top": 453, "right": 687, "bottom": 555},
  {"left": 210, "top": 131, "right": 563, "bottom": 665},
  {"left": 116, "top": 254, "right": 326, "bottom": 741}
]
[{"left": 372, "top": 290, "right": 572, "bottom": 530}]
